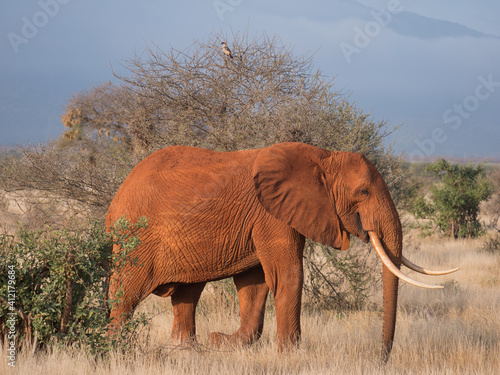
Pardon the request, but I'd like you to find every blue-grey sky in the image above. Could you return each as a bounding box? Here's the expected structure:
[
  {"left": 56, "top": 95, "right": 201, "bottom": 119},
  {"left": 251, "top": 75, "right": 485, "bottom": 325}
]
[{"left": 1, "top": 0, "right": 499, "bottom": 159}]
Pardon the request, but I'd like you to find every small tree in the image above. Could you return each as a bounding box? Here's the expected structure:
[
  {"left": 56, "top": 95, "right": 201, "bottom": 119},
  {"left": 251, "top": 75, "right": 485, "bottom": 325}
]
[{"left": 411, "top": 159, "right": 494, "bottom": 238}]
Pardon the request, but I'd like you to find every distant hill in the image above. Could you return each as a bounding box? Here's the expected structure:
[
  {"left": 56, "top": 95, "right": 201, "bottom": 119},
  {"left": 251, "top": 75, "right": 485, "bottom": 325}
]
[
  {"left": 405, "top": 155, "right": 500, "bottom": 164},
  {"left": 388, "top": 11, "right": 500, "bottom": 40}
]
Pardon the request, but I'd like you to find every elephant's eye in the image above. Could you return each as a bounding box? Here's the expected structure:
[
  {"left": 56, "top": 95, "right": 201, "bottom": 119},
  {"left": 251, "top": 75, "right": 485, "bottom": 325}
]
[{"left": 360, "top": 189, "right": 369, "bottom": 196}]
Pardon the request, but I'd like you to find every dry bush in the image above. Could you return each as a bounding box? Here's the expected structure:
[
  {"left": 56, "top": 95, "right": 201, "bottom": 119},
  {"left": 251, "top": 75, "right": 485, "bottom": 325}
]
[
  {"left": 303, "top": 240, "right": 380, "bottom": 312},
  {"left": 480, "top": 165, "right": 500, "bottom": 230},
  {"left": 0, "top": 139, "right": 137, "bottom": 229},
  {"left": 65, "top": 30, "right": 402, "bottom": 186}
]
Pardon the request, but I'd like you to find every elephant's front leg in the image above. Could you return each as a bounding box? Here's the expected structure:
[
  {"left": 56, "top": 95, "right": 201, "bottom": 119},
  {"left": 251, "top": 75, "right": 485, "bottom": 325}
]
[
  {"left": 209, "top": 267, "right": 269, "bottom": 347},
  {"left": 170, "top": 282, "right": 206, "bottom": 344},
  {"left": 255, "top": 228, "right": 305, "bottom": 350},
  {"left": 269, "top": 263, "right": 304, "bottom": 349}
]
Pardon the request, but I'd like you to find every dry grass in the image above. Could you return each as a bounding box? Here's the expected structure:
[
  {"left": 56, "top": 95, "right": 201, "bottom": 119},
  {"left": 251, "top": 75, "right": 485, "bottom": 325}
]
[{"left": 2, "top": 236, "right": 499, "bottom": 374}]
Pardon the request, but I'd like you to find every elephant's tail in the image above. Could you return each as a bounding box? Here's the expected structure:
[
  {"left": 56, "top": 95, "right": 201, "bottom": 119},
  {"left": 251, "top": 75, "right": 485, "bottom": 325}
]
[{"left": 102, "top": 242, "right": 115, "bottom": 318}]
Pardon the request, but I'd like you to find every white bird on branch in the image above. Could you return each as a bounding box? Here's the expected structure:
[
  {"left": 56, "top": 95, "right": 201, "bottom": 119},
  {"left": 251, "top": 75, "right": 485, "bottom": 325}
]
[{"left": 221, "top": 41, "right": 233, "bottom": 59}]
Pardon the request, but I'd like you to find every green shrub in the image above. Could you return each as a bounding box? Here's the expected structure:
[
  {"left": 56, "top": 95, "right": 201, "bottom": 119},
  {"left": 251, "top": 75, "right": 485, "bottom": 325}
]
[
  {"left": 0, "top": 217, "right": 148, "bottom": 354},
  {"left": 409, "top": 159, "right": 494, "bottom": 239}
]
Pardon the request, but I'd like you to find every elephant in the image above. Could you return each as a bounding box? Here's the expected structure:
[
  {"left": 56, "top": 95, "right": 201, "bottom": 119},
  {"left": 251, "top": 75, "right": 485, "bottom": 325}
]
[{"left": 105, "top": 142, "right": 458, "bottom": 361}]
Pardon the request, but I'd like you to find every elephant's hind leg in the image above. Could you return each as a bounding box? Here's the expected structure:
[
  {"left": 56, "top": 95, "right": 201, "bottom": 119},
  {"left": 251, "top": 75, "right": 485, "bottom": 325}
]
[
  {"left": 170, "top": 282, "right": 206, "bottom": 344},
  {"left": 209, "top": 267, "right": 269, "bottom": 347}
]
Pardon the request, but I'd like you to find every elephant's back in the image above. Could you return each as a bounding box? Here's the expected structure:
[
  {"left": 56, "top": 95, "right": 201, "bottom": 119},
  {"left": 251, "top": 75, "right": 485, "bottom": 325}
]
[
  {"left": 140, "top": 146, "right": 231, "bottom": 172},
  {"left": 106, "top": 146, "right": 258, "bottom": 227},
  {"left": 129, "top": 145, "right": 256, "bottom": 176}
]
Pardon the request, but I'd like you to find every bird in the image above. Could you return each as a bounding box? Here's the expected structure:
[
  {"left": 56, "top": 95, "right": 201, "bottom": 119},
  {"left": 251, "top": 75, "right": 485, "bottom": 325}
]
[{"left": 221, "top": 41, "right": 233, "bottom": 59}]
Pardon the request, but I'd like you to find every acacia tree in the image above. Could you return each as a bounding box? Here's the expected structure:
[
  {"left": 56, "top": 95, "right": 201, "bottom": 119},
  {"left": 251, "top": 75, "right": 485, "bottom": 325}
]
[
  {"left": 62, "top": 32, "right": 401, "bottom": 182},
  {"left": 412, "top": 159, "right": 494, "bottom": 238}
]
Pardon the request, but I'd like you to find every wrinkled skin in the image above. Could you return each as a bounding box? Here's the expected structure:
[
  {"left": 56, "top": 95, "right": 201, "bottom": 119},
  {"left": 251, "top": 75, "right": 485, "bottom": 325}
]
[{"left": 106, "top": 142, "right": 402, "bottom": 357}]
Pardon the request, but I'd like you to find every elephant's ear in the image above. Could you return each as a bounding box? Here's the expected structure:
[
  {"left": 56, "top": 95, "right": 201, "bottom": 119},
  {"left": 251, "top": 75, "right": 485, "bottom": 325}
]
[{"left": 252, "top": 143, "right": 350, "bottom": 250}]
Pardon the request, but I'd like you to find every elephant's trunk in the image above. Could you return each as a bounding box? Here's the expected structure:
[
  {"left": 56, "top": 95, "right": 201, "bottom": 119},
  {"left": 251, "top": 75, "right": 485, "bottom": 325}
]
[
  {"left": 369, "top": 207, "right": 402, "bottom": 362},
  {"left": 381, "top": 262, "right": 399, "bottom": 362}
]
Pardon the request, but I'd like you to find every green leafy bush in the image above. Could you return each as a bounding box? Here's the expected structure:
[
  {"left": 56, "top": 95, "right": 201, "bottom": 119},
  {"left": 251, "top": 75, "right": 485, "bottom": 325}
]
[
  {"left": 410, "top": 159, "right": 494, "bottom": 238},
  {"left": 0, "top": 217, "right": 148, "bottom": 354}
]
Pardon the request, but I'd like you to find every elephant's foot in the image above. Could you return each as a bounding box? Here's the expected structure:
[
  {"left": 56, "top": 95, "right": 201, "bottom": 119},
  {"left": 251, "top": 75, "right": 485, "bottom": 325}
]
[
  {"left": 169, "top": 336, "right": 200, "bottom": 350},
  {"left": 208, "top": 332, "right": 227, "bottom": 348},
  {"left": 209, "top": 331, "right": 259, "bottom": 348},
  {"left": 170, "top": 328, "right": 200, "bottom": 348}
]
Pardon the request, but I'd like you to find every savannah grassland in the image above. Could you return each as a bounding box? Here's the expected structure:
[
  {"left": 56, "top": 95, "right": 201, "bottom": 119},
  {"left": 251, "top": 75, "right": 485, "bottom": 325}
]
[
  {"left": 1, "top": 233, "right": 499, "bottom": 374},
  {"left": 1, "top": 164, "right": 500, "bottom": 374}
]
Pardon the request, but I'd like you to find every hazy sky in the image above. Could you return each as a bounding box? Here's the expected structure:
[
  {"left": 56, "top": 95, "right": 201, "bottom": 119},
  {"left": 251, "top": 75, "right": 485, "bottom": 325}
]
[{"left": 1, "top": 0, "right": 499, "bottom": 159}]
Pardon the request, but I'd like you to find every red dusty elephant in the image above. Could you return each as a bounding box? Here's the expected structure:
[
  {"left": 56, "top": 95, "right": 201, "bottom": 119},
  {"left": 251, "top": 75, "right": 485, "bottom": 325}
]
[{"left": 106, "top": 142, "right": 457, "bottom": 360}]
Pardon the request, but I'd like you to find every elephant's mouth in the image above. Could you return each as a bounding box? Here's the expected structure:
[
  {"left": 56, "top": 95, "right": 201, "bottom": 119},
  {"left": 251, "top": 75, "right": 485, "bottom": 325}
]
[{"left": 355, "top": 212, "right": 369, "bottom": 243}]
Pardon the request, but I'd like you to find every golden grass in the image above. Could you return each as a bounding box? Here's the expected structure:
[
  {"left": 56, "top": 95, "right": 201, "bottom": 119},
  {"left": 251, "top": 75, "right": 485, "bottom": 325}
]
[{"left": 2, "top": 236, "right": 499, "bottom": 374}]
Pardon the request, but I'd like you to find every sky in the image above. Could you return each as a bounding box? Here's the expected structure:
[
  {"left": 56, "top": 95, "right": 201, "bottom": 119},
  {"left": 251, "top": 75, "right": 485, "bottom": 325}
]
[{"left": 1, "top": 0, "right": 499, "bottom": 160}]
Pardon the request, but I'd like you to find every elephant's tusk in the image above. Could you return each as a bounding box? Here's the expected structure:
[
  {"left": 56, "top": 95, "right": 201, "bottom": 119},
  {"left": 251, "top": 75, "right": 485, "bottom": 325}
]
[
  {"left": 401, "top": 255, "right": 459, "bottom": 276},
  {"left": 368, "top": 232, "right": 444, "bottom": 289}
]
